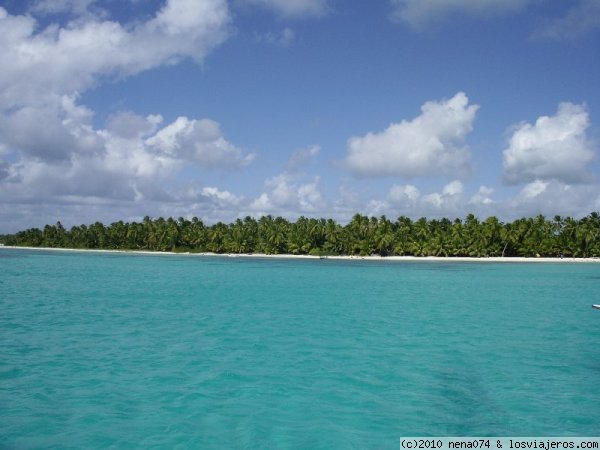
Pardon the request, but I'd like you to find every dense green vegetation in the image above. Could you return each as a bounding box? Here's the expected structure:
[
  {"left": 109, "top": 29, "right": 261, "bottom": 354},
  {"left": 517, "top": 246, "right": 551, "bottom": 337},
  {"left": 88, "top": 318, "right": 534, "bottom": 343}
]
[{"left": 2, "top": 213, "right": 600, "bottom": 257}]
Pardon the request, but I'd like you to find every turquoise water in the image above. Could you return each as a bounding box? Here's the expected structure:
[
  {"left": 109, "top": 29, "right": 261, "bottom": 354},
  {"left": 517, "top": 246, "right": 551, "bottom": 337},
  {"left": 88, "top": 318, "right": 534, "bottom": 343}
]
[{"left": 1, "top": 249, "right": 599, "bottom": 449}]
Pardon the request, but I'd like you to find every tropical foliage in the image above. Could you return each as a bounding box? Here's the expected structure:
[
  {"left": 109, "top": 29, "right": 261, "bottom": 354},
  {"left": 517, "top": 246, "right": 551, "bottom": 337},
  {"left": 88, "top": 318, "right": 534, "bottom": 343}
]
[{"left": 2, "top": 213, "right": 600, "bottom": 257}]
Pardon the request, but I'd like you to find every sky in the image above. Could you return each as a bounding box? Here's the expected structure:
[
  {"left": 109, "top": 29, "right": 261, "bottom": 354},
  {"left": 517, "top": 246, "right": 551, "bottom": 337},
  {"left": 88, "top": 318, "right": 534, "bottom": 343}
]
[{"left": 0, "top": 0, "right": 599, "bottom": 232}]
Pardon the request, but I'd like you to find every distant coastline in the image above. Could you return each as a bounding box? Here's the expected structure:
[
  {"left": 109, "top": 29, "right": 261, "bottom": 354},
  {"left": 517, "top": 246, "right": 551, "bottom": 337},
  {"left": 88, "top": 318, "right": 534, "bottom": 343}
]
[
  {"left": 3, "top": 213, "right": 600, "bottom": 259},
  {"left": 2, "top": 245, "right": 600, "bottom": 263}
]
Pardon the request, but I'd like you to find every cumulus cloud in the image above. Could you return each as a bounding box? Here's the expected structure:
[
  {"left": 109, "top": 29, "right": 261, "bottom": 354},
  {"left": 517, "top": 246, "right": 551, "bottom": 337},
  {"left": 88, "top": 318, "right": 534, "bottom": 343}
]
[
  {"left": 106, "top": 111, "right": 163, "bottom": 140},
  {"left": 367, "top": 180, "right": 466, "bottom": 218},
  {"left": 518, "top": 179, "right": 549, "bottom": 200},
  {"left": 0, "top": 1, "right": 230, "bottom": 109},
  {"left": 179, "top": 186, "right": 243, "bottom": 208},
  {"left": 390, "top": 0, "right": 530, "bottom": 29},
  {"left": 0, "top": 96, "right": 105, "bottom": 162},
  {"left": 329, "top": 185, "right": 364, "bottom": 221},
  {"left": 469, "top": 186, "right": 495, "bottom": 206},
  {"left": 156, "top": 190, "right": 246, "bottom": 225},
  {"left": 362, "top": 178, "right": 600, "bottom": 223},
  {"left": 0, "top": 105, "right": 87, "bottom": 162},
  {"left": 422, "top": 180, "right": 464, "bottom": 209},
  {"left": 0, "top": 0, "right": 234, "bottom": 167},
  {"left": 507, "top": 180, "right": 600, "bottom": 219},
  {"left": 200, "top": 187, "right": 242, "bottom": 205},
  {"left": 533, "top": 0, "right": 600, "bottom": 41},
  {"left": 249, "top": 172, "right": 324, "bottom": 215},
  {"left": 344, "top": 92, "right": 478, "bottom": 178},
  {"left": 387, "top": 184, "right": 421, "bottom": 207},
  {"left": 502, "top": 102, "right": 595, "bottom": 184},
  {"left": 0, "top": 102, "right": 253, "bottom": 212},
  {"left": 146, "top": 117, "right": 255, "bottom": 169},
  {"left": 239, "top": 0, "right": 329, "bottom": 19},
  {"left": 0, "top": 1, "right": 256, "bottom": 231}
]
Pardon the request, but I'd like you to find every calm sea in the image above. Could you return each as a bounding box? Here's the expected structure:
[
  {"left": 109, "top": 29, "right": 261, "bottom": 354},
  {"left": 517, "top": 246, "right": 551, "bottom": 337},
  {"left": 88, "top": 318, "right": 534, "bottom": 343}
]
[{"left": 1, "top": 249, "right": 599, "bottom": 448}]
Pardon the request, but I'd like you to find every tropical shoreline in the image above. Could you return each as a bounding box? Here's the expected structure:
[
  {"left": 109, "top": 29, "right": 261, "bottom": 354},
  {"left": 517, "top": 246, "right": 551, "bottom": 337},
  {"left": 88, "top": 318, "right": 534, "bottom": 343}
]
[{"left": 2, "top": 245, "right": 600, "bottom": 263}]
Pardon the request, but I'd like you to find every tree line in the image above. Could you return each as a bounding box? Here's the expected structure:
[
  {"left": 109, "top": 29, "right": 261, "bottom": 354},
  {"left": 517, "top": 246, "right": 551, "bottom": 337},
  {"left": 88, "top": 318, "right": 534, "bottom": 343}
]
[{"left": 2, "top": 213, "right": 600, "bottom": 257}]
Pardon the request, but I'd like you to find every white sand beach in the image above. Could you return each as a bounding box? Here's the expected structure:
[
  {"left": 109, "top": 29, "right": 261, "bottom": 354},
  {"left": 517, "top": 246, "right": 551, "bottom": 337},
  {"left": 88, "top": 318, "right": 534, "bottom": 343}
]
[{"left": 2, "top": 245, "right": 600, "bottom": 263}]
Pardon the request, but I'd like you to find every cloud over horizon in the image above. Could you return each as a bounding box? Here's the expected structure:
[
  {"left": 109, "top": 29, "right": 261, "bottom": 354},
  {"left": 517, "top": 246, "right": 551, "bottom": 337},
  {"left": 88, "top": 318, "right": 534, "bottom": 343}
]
[
  {"left": 249, "top": 172, "right": 325, "bottom": 216},
  {"left": 0, "top": 1, "right": 599, "bottom": 233},
  {"left": 0, "top": 1, "right": 255, "bottom": 229},
  {"left": 502, "top": 102, "right": 595, "bottom": 185},
  {"left": 344, "top": 92, "right": 478, "bottom": 178},
  {"left": 367, "top": 180, "right": 474, "bottom": 219},
  {"left": 1, "top": 109, "right": 253, "bottom": 202}
]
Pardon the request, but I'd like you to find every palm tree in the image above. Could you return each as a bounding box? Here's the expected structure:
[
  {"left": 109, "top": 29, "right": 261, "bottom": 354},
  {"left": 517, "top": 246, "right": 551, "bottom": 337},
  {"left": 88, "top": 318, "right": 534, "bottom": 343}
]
[
  {"left": 373, "top": 215, "right": 394, "bottom": 256},
  {"left": 481, "top": 216, "right": 503, "bottom": 257},
  {"left": 411, "top": 217, "right": 430, "bottom": 256},
  {"left": 207, "top": 222, "right": 227, "bottom": 253},
  {"left": 346, "top": 213, "right": 370, "bottom": 255},
  {"left": 577, "top": 213, "right": 600, "bottom": 257},
  {"left": 225, "top": 219, "right": 249, "bottom": 253},
  {"left": 307, "top": 218, "right": 326, "bottom": 252},
  {"left": 268, "top": 217, "right": 289, "bottom": 254},
  {"left": 428, "top": 218, "right": 453, "bottom": 256},
  {"left": 288, "top": 217, "right": 311, "bottom": 254},
  {"left": 9, "top": 211, "right": 600, "bottom": 258},
  {"left": 393, "top": 216, "right": 412, "bottom": 255},
  {"left": 323, "top": 218, "right": 343, "bottom": 255}
]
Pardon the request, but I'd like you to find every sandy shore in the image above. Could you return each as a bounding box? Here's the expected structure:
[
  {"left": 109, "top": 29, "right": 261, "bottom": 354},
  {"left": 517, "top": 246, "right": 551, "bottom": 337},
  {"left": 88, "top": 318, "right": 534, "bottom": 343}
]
[{"left": 2, "top": 245, "right": 600, "bottom": 263}]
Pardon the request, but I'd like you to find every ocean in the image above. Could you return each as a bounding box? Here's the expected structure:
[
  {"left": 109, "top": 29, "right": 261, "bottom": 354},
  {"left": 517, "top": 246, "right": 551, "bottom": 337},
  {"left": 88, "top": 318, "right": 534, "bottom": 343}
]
[{"left": 1, "top": 249, "right": 599, "bottom": 448}]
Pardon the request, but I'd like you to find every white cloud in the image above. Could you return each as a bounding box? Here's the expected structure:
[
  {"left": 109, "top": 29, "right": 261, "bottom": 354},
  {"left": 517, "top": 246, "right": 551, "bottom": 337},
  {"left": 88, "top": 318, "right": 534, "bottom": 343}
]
[
  {"left": 146, "top": 117, "right": 255, "bottom": 169},
  {"left": 423, "top": 180, "right": 464, "bottom": 209},
  {"left": 519, "top": 179, "right": 549, "bottom": 200},
  {"left": 0, "top": 1, "right": 256, "bottom": 231},
  {"left": 0, "top": 0, "right": 235, "bottom": 181},
  {"left": 239, "top": 0, "right": 329, "bottom": 19},
  {"left": 507, "top": 180, "right": 600, "bottom": 219},
  {"left": 344, "top": 92, "right": 478, "bottom": 178},
  {"left": 163, "top": 185, "right": 245, "bottom": 222},
  {"left": 0, "top": 0, "right": 230, "bottom": 109},
  {"left": 179, "top": 186, "right": 243, "bottom": 208},
  {"left": 533, "top": 0, "right": 600, "bottom": 41},
  {"left": 502, "top": 102, "right": 595, "bottom": 184},
  {"left": 0, "top": 103, "right": 252, "bottom": 209},
  {"left": 441, "top": 179, "right": 464, "bottom": 196},
  {"left": 390, "top": 0, "right": 531, "bottom": 29},
  {"left": 106, "top": 111, "right": 163, "bottom": 140},
  {"left": 362, "top": 179, "right": 600, "bottom": 223},
  {"left": 387, "top": 184, "right": 421, "bottom": 206},
  {"left": 331, "top": 185, "right": 363, "bottom": 220},
  {"left": 249, "top": 172, "right": 324, "bottom": 215},
  {"left": 200, "top": 187, "right": 241, "bottom": 205},
  {"left": 469, "top": 186, "right": 495, "bottom": 206},
  {"left": 0, "top": 93, "right": 111, "bottom": 165},
  {"left": 366, "top": 180, "right": 466, "bottom": 218},
  {"left": 0, "top": 103, "right": 94, "bottom": 162}
]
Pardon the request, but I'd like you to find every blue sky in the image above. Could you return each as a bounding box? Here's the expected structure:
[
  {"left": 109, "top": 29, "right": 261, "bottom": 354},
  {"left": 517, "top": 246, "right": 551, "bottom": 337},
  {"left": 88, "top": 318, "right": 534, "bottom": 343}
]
[{"left": 0, "top": 0, "right": 599, "bottom": 232}]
